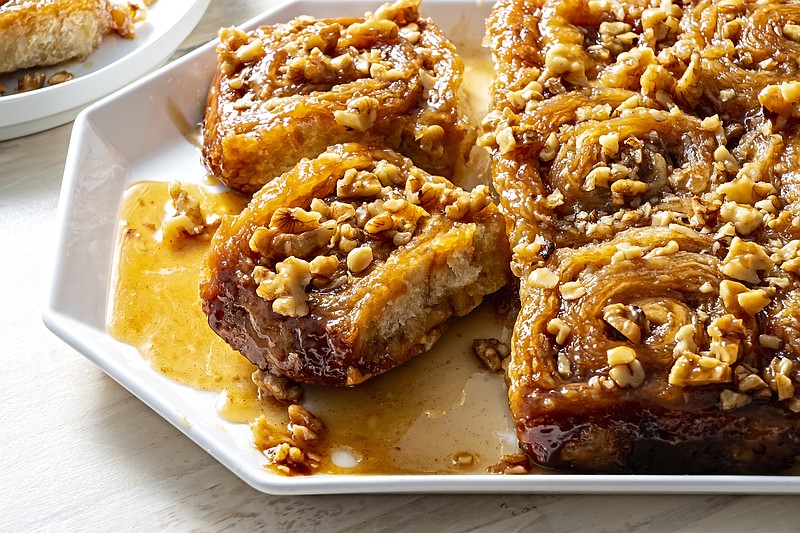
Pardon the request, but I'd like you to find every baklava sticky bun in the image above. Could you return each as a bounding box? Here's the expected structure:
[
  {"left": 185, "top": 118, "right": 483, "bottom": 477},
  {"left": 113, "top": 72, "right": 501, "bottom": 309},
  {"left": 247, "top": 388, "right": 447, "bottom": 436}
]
[
  {"left": 484, "top": 0, "right": 800, "bottom": 473},
  {"left": 202, "top": 0, "right": 475, "bottom": 194},
  {"left": 200, "top": 143, "right": 510, "bottom": 389}
]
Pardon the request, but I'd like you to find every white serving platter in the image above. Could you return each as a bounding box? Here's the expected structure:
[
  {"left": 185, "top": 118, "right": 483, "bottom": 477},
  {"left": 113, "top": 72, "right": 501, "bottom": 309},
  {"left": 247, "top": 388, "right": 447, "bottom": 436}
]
[
  {"left": 44, "top": 0, "right": 800, "bottom": 494},
  {"left": 0, "top": 0, "right": 210, "bottom": 140}
]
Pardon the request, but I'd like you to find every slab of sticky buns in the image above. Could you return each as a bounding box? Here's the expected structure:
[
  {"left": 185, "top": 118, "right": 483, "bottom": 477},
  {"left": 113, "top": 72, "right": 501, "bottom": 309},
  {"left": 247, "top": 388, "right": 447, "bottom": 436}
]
[
  {"left": 201, "top": 1, "right": 510, "bottom": 390},
  {"left": 482, "top": 0, "right": 800, "bottom": 473}
]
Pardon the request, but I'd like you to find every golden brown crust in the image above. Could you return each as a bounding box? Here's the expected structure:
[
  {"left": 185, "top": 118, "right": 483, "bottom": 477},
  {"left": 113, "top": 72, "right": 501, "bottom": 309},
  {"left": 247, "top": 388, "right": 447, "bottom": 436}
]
[
  {"left": 202, "top": 0, "right": 475, "bottom": 194},
  {"left": 485, "top": 0, "right": 800, "bottom": 473},
  {"left": 201, "top": 143, "right": 510, "bottom": 386},
  {"left": 0, "top": 0, "right": 112, "bottom": 74}
]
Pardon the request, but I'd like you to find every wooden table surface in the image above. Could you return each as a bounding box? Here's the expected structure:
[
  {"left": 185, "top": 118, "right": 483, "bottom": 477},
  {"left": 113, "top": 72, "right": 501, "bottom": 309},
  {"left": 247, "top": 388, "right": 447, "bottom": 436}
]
[{"left": 2, "top": 1, "right": 799, "bottom": 530}]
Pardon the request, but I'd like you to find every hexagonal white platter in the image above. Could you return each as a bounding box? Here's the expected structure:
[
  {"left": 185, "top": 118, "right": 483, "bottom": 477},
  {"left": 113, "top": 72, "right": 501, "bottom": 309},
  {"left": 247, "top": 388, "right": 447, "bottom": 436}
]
[{"left": 45, "top": 0, "right": 800, "bottom": 494}]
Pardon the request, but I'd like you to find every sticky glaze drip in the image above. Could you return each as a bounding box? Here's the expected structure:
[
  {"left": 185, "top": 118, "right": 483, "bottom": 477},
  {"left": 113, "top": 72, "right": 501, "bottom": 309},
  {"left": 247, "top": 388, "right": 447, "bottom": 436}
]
[{"left": 107, "top": 180, "right": 519, "bottom": 475}]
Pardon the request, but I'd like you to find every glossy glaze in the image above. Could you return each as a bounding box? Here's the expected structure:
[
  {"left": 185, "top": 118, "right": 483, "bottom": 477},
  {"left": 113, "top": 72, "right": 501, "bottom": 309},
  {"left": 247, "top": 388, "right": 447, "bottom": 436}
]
[{"left": 107, "top": 181, "right": 518, "bottom": 475}]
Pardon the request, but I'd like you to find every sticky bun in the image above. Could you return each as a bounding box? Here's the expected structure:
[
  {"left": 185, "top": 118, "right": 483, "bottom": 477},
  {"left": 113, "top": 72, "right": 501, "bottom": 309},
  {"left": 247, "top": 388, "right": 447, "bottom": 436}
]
[
  {"left": 202, "top": 0, "right": 475, "bottom": 194},
  {"left": 0, "top": 0, "right": 144, "bottom": 75},
  {"left": 0, "top": 0, "right": 110, "bottom": 74},
  {"left": 200, "top": 143, "right": 510, "bottom": 387},
  {"left": 484, "top": 0, "right": 800, "bottom": 473}
]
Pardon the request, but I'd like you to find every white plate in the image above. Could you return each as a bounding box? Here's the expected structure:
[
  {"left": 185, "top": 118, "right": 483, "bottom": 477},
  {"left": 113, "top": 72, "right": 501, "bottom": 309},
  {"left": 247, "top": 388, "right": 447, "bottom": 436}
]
[
  {"left": 0, "top": 0, "right": 210, "bottom": 140},
  {"left": 45, "top": 0, "right": 800, "bottom": 494}
]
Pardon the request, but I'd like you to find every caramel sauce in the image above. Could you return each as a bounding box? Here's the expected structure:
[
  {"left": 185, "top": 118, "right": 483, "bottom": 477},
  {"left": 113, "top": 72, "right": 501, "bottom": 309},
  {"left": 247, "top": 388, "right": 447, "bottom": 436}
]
[
  {"left": 107, "top": 183, "right": 263, "bottom": 423},
  {"left": 107, "top": 179, "right": 518, "bottom": 475}
]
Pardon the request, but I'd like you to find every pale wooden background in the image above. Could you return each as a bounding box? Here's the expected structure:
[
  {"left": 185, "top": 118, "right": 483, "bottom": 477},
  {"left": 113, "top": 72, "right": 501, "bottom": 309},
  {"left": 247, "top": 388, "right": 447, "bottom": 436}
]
[{"left": 2, "top": 0, "right": 799, "bottom": 530}]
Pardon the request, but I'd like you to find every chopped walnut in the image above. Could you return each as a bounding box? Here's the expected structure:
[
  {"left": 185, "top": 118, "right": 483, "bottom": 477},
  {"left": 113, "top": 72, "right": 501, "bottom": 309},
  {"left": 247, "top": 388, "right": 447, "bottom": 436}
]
[
  {"left": 346, "top": 17, "right": 399, "bottom": 45},
  {"left": 346, "top": 245, "right": 373, "bottom": 273},
  {"left": 542, "top": 43, "right": 586, "bottom": 85},
  {"left": 735, "top": 365, "right": 770, "bottom": 397},
  {"left": 252, "top": 369, "right": 302, "bottom": 402},
  {"left": 271, "top": 207, "right": 323, "bottom": 233},
  {"left": 254, "top": 257, "right": 313, "bottom": 317},
  {"left": 506, "top": 80, "right": 544, "bottom": 109},
  {"left": 217, "top": 26, "right": 256, "bottom": 73},
  {"left": 722, "top": 237, "right": 773, "bottom": 284},
  {"left": 603, "top": 303, "right": 647, "bottom": 343},
  {"left": 236, "top": 37, "right": 265, "bottom": 63},
  {"left": 287, "top": 403, "right": 325, "bottom": 446},
  {"left": 337, "top": 168, "right": 383, "bottom": 199},
  {"left": 309, "top": 255, "right": 339, "bottom": 287},
  {"left": 758, "top": 334, "right": 782, "bottom": 350},
  {"left": 251, "top": 404, "right": 326, "bottom": 476},
  {"left": 372, "top": 0, "right": 420, "bottom": 24},
  {"left": 528, "top": 268, "right": 559, "bottom": 289},
  {"left": 488, "top": 453, "right": 532, "bottom": 475},
  {"left": 582, "top": 166, "right": 611, "bottom": 191},
  {"left": 559, "top": 281, "right": 586, "bottom": 300},
  {"left": 611, "top": 242, "right": 644, "bottom": 263},
  {"left": 17, "top": 71, "right": 46, "bottom": 93},
  {"left": 720, "top": 389, "right": 751, "bottom": 410},
  {"left": 784, "top": 22, "right": 800, "bottom": 43},
  {"left": 539, "top": 132, "right": 560, "bottom": 161},
  {"left": 719, "top": 280, "right": 770, "bottom": 316},
  {"left": 643, "top": 239, "right": 680, "bottom": 259},
  {"left": 765, "top": 357, "right": 796, "bottom": 401},
  {"left": 610, "top": 179, "right": 648, "bottom": 205},
  {"left": 334, "top": 96, "right": 380, "bottom": 132},
  {"left": 716, "top": 176, "right": 775, "bottom": 205},
  {"left": 47, "top": 71, "right": 74, "bottom": 86},
  {"left": 599, "top": 132, "right": 620, "bottom": 157},
  {"left": 473, "top": 338, "right": 510, "bottom": 372},
  {"left": 669, "top": 352, "right": 731, "bottom": 386},
  {"left": 547, "top": 317, "right": 572, "bottom": 345},
  {"left": 719, "top": 202, "right": 762, "bottom": 236},
  {"left": 417, "top": 124, "right": 446, "bottom": 158},
  {"left": 443, "top": 185, "right": 492, "bottom": 221},
  {"left": 250, "top": 208, "right": 336, "bottom": 260},
  {"left": 609, "top": 358, "right": 645, "bottom": 388},
  {"left": 707, "top": 314, "right": 745, "bottom": 365},
  {"left": 673, "top": 324, "right": 698, "bottom": 356},
  {"left": 606, "top": 345, "right": 636, "bottom": 366},
  {"left": 759, "top": 81, "right": 800, "bottom": 117},
  {"left": 161, "top": 182, "right": 207, "bottom": 242}
]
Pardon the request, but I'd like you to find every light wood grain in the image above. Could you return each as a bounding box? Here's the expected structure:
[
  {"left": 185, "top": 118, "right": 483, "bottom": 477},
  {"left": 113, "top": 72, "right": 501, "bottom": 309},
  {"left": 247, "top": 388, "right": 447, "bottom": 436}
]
[{"left": 1, "top": 1, "right": 799, "bottom": 530}]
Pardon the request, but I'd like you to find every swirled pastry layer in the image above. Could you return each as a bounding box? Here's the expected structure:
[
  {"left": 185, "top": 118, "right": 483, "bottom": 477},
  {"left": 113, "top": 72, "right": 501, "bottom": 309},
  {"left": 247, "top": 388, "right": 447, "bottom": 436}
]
[
  {"left": 200, "top": 143, "right": 510, "bottom": 387},
  {"left": 202, "top": 0, "right": 475, "bottom": 194},
  {"left": 485, "top": 0, "right": 800, "bottom": 473}
]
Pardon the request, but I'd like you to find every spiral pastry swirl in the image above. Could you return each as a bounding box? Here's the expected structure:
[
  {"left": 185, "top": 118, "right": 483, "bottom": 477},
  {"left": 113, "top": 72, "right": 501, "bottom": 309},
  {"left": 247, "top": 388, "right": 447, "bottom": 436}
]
[
  {"left": 508, "top": 227, "right": 800, "bottom": 472},
  {"left": 203, "top": 0, "right": 474, "bottom": 194},
  {"left": 485, "top": 0, "right": 800, "bottom": 473},
  {"left": 673, "top": 0, "right": 800, "bottom": 118},
  {"left": 201, "top": 143, "right": 509, "bottom": 387}
]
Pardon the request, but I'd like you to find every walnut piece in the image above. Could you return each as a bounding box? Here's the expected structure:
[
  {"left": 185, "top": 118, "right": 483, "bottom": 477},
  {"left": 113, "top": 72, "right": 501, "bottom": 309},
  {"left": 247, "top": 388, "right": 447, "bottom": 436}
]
[
  {"left": 251, "top": 404, "right": 326, "bottom": 476},
  {"left": 161, "top": 182, "right": 207, "bottom": 243},
  {"left": 252, "top": 369, "right": 302, "bottom": 402},
  {"left": 488, "top": 453, "right": 533, "bottom": 475},
  {"left": 473, "top": 338, "right": 510, "bottom": 372}
]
